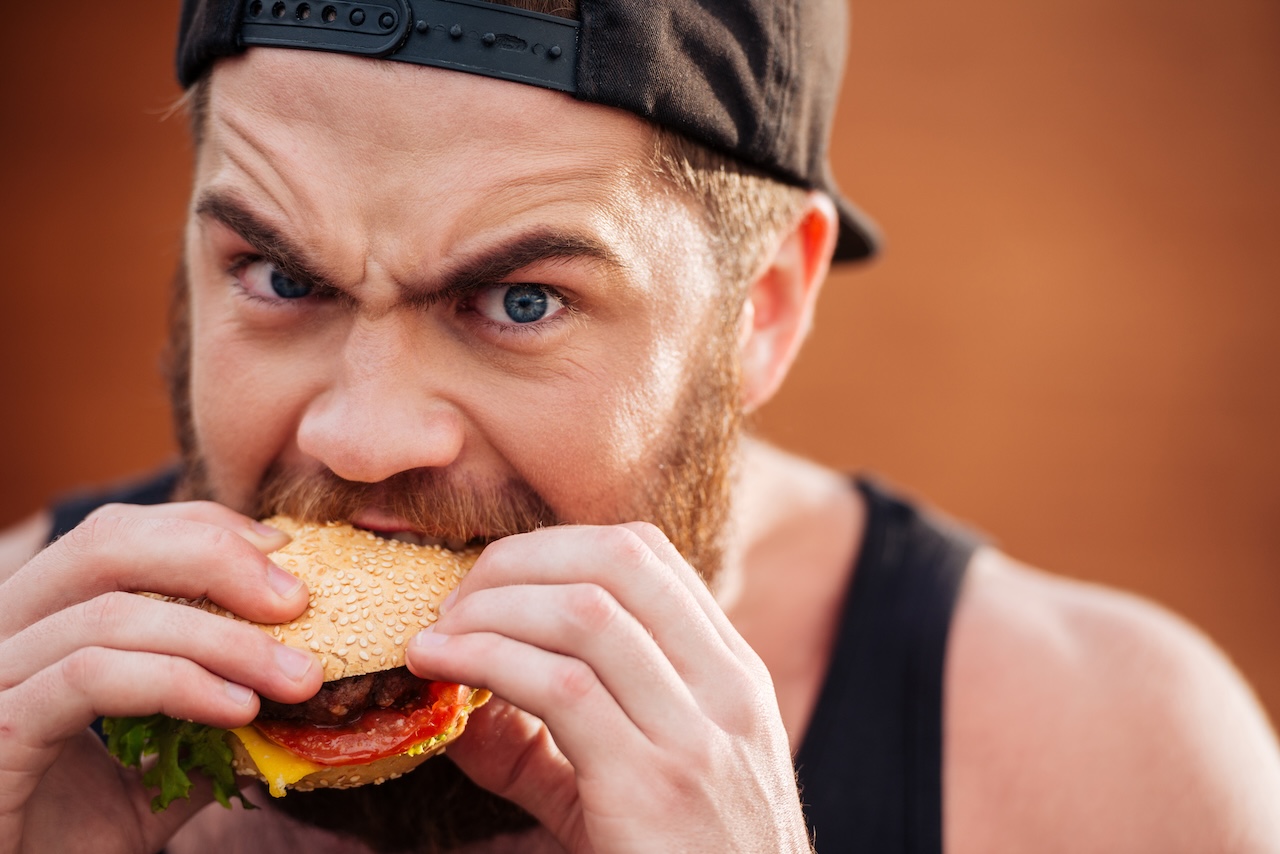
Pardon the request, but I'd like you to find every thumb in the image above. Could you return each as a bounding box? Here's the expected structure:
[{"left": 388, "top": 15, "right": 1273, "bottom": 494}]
[{"left": 447, "top": 698, "right": 584, "bottom": 845}]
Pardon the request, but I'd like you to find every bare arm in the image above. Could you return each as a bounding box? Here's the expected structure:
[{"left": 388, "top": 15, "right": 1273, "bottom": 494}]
[{"left": 946, "top": 551, "right": 1280, "bottom": 853}]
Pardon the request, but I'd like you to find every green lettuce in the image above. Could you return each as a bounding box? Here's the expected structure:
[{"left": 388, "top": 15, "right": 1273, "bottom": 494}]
[{"left": 102, "top": 716, "right": 254, "bottom": 812}]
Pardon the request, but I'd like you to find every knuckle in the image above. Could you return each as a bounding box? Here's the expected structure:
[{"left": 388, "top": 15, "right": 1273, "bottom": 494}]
[
  {"left": 78, "top": 591, "right": 139, "bottom": 637},
  {"left": 84, "top": 502, "right": 132, "bottom": 523},
  {"left": 474, "top": 535, "right": 517, "bottom": 572},
  {"left": 597, "top": 525, "right": 652, "bottom": 567},
  {"left": 621, "top": 520, "right": 667, "bottom": 545},
  {"left": 721, "top": 673, "right": 779, "bottom": 737},
  {"left": 58, "top": 646, "right": 105, "bottom": 691},
  {"left": 549, "top": 658, "right": 597, "bottom": 706},
  {"left": 62, "top": 512, "right": 123, "bottom": 556},
  {"left": 563, "top": 584, "right": 619, "bottom": 636}
]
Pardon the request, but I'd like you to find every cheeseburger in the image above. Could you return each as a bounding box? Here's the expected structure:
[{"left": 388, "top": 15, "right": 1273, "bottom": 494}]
[{"left": 105, "top": 517, "right": 489, "bottom": 808}]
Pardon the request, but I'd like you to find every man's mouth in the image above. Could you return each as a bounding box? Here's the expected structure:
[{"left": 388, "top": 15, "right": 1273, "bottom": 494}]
[{"left": 349, "top": 511, "right": 483, "bottom": 552}]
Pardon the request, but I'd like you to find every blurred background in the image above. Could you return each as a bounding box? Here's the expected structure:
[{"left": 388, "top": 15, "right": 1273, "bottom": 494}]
[{"left": 1, "top": 0, "right": 1277, "bottom": 730}]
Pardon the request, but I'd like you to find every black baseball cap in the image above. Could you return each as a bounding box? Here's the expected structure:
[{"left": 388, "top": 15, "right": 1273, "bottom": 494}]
[{"left": 176, "top": 0, "right": 880, "bottom": 261}]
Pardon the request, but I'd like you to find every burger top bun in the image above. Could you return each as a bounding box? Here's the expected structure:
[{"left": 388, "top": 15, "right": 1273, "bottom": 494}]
[{"left": 167, "top": 516, "right": 481, "bottom": 681}]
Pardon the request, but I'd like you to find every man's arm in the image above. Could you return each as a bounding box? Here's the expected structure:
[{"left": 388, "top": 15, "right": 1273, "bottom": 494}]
[{"left": 946, "top": 550, "right": 1280, "bottom": 853}]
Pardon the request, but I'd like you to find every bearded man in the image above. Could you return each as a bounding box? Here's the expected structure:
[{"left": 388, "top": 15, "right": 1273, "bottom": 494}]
[{"left": 1, "top": 0, "right": 1278, "bottom": 852}]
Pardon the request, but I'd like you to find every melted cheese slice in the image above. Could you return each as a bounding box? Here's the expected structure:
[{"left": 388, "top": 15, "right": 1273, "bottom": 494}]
[{"left": 230, "top": 725, "right": 326, "bottom": 798}]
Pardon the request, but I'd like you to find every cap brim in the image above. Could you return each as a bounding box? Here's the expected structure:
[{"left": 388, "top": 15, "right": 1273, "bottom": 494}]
[{"left": 833, "top": 193, "right": 881, "bottom": 262}]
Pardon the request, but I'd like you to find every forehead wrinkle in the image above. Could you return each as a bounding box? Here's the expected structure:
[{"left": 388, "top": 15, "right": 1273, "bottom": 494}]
[{"left": 204, "top": 117, "right": 372, "bottom": 288}]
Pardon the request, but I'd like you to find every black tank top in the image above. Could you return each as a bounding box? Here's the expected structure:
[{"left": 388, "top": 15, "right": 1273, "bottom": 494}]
[{"left": 47, "top": 470, "right": 975, "bottom": 854}]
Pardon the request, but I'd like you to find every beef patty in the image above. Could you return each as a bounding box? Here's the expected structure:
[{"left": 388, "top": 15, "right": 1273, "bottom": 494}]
[{"left": 257, "top": 667, "right": 427, "bottom": 726}]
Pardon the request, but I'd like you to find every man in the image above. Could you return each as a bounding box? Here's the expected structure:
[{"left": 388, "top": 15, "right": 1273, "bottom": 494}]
[{"left": 1, "top": 0, "right": 1278, "bottom": 852}]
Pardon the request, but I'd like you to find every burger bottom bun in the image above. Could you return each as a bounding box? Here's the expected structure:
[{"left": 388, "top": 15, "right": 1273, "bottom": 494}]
[{"left": 227, "top": 730, "right": 447, "bottom": 793}]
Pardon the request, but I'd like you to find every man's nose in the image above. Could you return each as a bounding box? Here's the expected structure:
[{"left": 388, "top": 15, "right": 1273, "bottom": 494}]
[{"left": 295, "top": 314, "right": 465, "bottom": 483}]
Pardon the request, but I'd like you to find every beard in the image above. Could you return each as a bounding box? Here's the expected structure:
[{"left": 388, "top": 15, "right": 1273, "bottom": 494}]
[{"left": 165, "top": 265, "right": 745, "bottom": 852}]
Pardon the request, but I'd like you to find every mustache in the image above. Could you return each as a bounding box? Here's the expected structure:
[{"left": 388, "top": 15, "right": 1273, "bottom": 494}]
[{"left": 252, "top": 465, "right": 559, "bottom": 544}]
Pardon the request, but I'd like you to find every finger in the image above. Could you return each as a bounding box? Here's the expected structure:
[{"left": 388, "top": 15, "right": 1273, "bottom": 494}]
[
  {"left": 443, "top": 699, "right": 582, "bottom": 840},
  {"left": 430, "top": 583, "right": 696, "bottom": 736},
  {"left": 1, "top": 647, "right": 263, "bottom": 752},
  {"left": 0, "top": 592, "right": 322, "bottom": 704},
  {"left": 460, "top": 526, "right": 740, "bottom": 687},
  {"left": 84, "top": 500, "right": 293, "bottom": 554},
  {"left": 407, "top": 628, "right": 648, "bottom": 777},
  {"left": 0, "top": 512, "right": 309, "bottom": 637},
  {"left": 616, "top": 521, "right": 754, "bottom": 658}
]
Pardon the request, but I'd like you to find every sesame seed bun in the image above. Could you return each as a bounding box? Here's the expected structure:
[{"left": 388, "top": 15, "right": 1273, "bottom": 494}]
[
  {"left": 169, "top": 516, "right": 481, "bottom": 680},
  {"left": 158, "top": 516, "right": 489, "bottom": 795}
]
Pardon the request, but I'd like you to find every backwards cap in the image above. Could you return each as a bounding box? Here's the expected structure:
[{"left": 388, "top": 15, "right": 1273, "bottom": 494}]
[{"left": 177, "top": 0, "right": 879, "bottom": 261}]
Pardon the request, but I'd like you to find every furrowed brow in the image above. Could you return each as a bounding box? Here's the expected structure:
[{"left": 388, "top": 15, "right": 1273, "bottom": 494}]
[
  {"left": 194, "top": 191, "right": 341, "bottom": 294},
  {"left": 419, "top": 230, "right": 627, "bottom": 307}
]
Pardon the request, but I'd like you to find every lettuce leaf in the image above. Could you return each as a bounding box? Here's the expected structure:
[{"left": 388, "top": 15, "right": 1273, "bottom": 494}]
[{"left": 102, "top": 715, "right": 254, "bottom": 812}]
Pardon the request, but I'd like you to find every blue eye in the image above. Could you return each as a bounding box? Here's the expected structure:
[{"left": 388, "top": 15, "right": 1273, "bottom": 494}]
[
  {"left": 503, "top": 285, "right": 549, "bottom": 323},
  {"left": 270, "top": 268, "right": 312, "bottom": 299},
  {"left": 474, "top": 283, "right": 566, "bottom": 328},
  {"left": 235, "top": 258, "right": 313, "bottom": 302}
]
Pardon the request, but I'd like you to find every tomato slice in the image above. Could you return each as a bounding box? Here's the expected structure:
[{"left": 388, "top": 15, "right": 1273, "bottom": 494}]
[{"left": 253, "top": 681, "right": 475, "bottom": 766}]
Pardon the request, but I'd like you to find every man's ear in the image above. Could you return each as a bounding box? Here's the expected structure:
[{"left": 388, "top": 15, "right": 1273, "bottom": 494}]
[{"left": 737, "top": 191, "right": 839, "bottom": 413}]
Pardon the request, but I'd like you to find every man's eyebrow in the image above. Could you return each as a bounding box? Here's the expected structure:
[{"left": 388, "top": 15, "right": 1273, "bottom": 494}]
[
  {"left": 194, "top": 191, "right": 341, "bottom": 294},
  {"left": 422, "top": 229, "right": 628, "bottom": 307},
  {"left": 194, "top": 190, "right": 626, "bottom": 302}
]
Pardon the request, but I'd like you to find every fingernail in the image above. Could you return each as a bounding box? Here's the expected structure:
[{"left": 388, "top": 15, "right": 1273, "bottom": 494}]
[
  {"left": 439, "top": 588, "right": 458, "bottom": 615},
  {"left": 275, "top": 644, "right": 315, "bottom": 680},
  {"left": 252, "top": 520, "right": 290, "bottom": 541},
  {"left": 411, "top": 628, "right": 448, "bottom": 648},
  {"left": 225, "top": 680, "right": 254, "bottom": 706},
  {"left": 267, "top": 564, "right": 304, "bottom": 599}
]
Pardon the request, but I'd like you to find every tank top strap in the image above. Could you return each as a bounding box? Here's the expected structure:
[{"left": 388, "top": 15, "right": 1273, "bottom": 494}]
[{"left": 795, "top": 477, "right": 979, "bottom": 853}]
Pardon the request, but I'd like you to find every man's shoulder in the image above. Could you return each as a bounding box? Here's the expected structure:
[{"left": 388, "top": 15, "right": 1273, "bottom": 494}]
[
  {"left": 945, "top": 549, "right": 1280, "bottom": 852},
  {"left": 0, "top": 511, "right": 52, "bottom": 584}
]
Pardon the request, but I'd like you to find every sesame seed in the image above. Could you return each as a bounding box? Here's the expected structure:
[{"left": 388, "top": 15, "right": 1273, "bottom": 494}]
[
  {"left": 358, "top": 651, "right": 370, "bottom": 661},
  {"left": 345, "top": 635, "right": 357, "bottom": 645}
]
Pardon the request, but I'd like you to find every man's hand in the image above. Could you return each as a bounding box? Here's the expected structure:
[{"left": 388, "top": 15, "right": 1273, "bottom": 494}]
[
  {"left": 407, "top": 523, "right": 813, "bottom": 854},
  {"left": 0, "top": 502, "right": 323, "bottom": 854}
]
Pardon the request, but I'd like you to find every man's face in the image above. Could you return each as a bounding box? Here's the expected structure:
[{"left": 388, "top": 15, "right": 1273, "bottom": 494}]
[{"left": 178, "top": 48, "right": 743, "bottom": 578}]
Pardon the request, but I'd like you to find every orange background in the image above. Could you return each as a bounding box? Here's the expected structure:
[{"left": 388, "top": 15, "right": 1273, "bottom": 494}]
[{"left": 2, "top": 1, "right": 1277, "bottom": 729}]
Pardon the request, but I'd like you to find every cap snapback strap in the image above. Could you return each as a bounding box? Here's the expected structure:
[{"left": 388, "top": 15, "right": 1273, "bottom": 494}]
[{"left": 240, "top": 0, "right": 579, "bottom": 92}]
